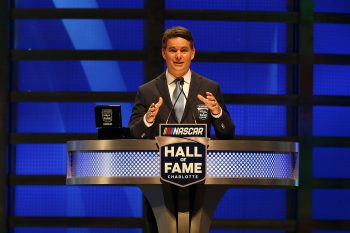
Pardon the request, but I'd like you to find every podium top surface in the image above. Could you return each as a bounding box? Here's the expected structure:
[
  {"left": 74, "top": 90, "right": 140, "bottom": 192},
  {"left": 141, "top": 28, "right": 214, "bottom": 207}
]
[{"left": 67, "top": 139, "right": 298, "bottom": 153}]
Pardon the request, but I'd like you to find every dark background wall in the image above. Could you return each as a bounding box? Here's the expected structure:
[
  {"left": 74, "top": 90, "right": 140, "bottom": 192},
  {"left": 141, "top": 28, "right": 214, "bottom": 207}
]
[{"left": 1, "top": 0, "right": 350, "bottom": 232}]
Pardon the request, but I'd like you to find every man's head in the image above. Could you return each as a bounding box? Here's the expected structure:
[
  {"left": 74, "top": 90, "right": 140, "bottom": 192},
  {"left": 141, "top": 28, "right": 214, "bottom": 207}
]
[
  {"left": 161, "top": 26, "right": 196, "bottom": 78},
  {"left": 162, "top": 26, "right": 194, "bottom": 49}
]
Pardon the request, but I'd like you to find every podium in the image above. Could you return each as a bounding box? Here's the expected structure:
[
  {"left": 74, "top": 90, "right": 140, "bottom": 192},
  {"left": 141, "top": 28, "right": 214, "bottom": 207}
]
[{"left": 67, "top": 139, "right": 298, "bottom": 233}]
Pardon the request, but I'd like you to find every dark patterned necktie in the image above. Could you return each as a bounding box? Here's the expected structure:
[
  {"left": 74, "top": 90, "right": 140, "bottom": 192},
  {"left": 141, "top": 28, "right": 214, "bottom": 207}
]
[{"left": 172, "top": 78, "right": 185, "bottom": 123}]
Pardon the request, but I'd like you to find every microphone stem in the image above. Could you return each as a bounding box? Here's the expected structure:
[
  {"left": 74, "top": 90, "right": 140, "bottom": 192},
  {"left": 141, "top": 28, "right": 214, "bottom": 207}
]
[{"left": 180, "top": 82, "right": 197, "bottom": 124}]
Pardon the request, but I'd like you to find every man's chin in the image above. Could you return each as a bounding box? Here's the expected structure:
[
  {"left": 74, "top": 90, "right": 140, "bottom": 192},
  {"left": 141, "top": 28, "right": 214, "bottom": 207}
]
[
  {"left": 169, "top": 68, "right": 187, "bottom": 77},
  {"left": 172, "top": 65, "right": 184, "bottom": 71}
]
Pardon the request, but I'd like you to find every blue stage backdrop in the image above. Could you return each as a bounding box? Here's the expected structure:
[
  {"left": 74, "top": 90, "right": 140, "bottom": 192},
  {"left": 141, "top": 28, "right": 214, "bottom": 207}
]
[{"left": 12, "top": 0, "right": 350, "bottom": 232}]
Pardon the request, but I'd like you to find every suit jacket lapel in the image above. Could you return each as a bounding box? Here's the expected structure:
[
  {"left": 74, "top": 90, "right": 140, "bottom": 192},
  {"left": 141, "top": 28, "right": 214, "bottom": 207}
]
[{"left": 181, "top": 73, "right": 201, "bottom": 122}]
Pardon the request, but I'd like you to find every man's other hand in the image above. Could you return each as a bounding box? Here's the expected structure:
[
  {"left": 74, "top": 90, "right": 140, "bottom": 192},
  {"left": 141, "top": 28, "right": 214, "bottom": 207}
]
[{"left": 145, "top": 97, "right": 164, "bottom": 123}]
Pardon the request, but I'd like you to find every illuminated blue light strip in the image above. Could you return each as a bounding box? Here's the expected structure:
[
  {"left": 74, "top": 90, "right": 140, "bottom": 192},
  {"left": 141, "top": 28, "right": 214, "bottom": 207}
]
[
  {"left": 69, "top": 151, "right": 294, "bottom": 178},
  {"left": 53, "top": 0, "right": 126, "bottom": 92}
]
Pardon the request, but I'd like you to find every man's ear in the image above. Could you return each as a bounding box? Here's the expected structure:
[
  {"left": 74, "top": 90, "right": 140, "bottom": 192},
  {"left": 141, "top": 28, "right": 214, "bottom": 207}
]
[
  {"left": 161, "top": 48, "right": 166, "bottom": 60},
  {"left": 191, "top": 48, "right": 196, "bottom": 60}
]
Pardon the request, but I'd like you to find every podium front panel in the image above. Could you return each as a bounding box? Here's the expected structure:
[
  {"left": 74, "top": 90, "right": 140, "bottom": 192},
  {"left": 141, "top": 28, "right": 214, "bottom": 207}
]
[{"left": 67, "top": 139, "right": 298, "bottom": 187}]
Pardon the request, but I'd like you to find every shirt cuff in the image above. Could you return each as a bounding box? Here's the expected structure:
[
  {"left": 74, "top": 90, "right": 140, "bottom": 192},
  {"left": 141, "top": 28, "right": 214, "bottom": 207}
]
[
  {"left": 211, "top": 107, "right": 223, "bottom": 118},
  {"left": 143, "top": 114, "right": 154, "bottom": 127}
]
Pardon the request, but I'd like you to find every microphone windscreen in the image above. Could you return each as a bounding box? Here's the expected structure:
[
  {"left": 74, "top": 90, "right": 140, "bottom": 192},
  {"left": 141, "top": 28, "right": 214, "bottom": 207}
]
[{"left": 179, "top": 77, "right": 185, "bottom": 86}]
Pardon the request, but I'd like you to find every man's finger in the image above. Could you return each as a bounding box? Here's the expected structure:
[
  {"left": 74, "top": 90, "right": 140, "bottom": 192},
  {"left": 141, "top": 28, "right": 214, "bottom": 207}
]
[
  {"left": 206, "top": 95, "right": 216, "bottom": 101},
  {"left": 197, "top": 94, "right": 208, "bottom": 103},
  {"left": 147, "top": 103, "right": 155, "bottom": 112},
  {"left": 153, "top": 98, "right": 163, "bottom": 114},
  {"left": 157, "top": 97, "right": 164, "bottom": 107}
]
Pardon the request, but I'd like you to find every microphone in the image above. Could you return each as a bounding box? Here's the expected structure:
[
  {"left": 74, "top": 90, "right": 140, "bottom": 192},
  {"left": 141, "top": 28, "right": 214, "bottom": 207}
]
[
  {"left": 178, "top": 78, "right": 197, "bottom": 124},
  {"left": 165, "top": 77, "right": 185, "bottom": 124},
  {"left": 179, "top": 77, "right": 185, "bottom": 86}
]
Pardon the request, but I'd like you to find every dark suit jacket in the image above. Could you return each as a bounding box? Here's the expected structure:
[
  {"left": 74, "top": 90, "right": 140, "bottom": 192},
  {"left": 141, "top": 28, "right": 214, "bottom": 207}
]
[{"left": 128, "top": 71, "right": 234, "bottom": 139}]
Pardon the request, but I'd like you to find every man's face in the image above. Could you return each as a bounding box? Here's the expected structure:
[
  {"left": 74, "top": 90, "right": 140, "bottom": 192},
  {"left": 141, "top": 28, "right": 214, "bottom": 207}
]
[{"left": 162, "top": 37, "right": 195, "bottom": 78}]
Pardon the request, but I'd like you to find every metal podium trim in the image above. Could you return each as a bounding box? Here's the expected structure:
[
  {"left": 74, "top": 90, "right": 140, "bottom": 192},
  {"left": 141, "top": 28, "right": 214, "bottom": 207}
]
[
  {"left": 67, "top": 176, "right": 297, "bottom": 187},
  {"left": 67, "top": 139, "right": 298, "bottom": 152}
]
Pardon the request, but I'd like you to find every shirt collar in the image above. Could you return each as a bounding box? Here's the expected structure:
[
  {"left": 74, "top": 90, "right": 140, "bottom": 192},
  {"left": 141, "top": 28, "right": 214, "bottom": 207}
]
[{"left": 166, "top": 69, "right": 191, "bottom": 85}]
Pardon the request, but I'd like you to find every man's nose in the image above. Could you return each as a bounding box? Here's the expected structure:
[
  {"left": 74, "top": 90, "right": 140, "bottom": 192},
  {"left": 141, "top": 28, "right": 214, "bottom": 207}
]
[{"left": 175, "top": 50, "right": 181, "bottom": 59}]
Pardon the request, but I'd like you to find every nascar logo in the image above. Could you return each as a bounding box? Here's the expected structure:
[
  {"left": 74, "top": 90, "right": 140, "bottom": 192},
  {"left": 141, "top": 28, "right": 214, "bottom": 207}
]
[{"left": 162, "top": 127, "right": 204, "bottom": 136}]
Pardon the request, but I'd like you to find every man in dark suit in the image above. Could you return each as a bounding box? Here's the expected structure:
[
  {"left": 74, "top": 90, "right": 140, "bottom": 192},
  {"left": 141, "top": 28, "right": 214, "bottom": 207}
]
[{"left": 129, "top": 26, "right": 234, "bottom": 139}]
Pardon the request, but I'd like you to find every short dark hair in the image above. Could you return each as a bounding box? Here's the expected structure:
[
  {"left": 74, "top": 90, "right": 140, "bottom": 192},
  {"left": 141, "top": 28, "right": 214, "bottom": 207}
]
[{"left": 162, "top": 26, "right": 194, "bottom": 49}]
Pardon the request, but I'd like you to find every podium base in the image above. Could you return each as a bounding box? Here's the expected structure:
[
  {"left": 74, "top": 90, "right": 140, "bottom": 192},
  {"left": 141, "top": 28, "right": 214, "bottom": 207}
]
[{"left": 140, "top": 184, "right": 228, "bottom": 233}]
